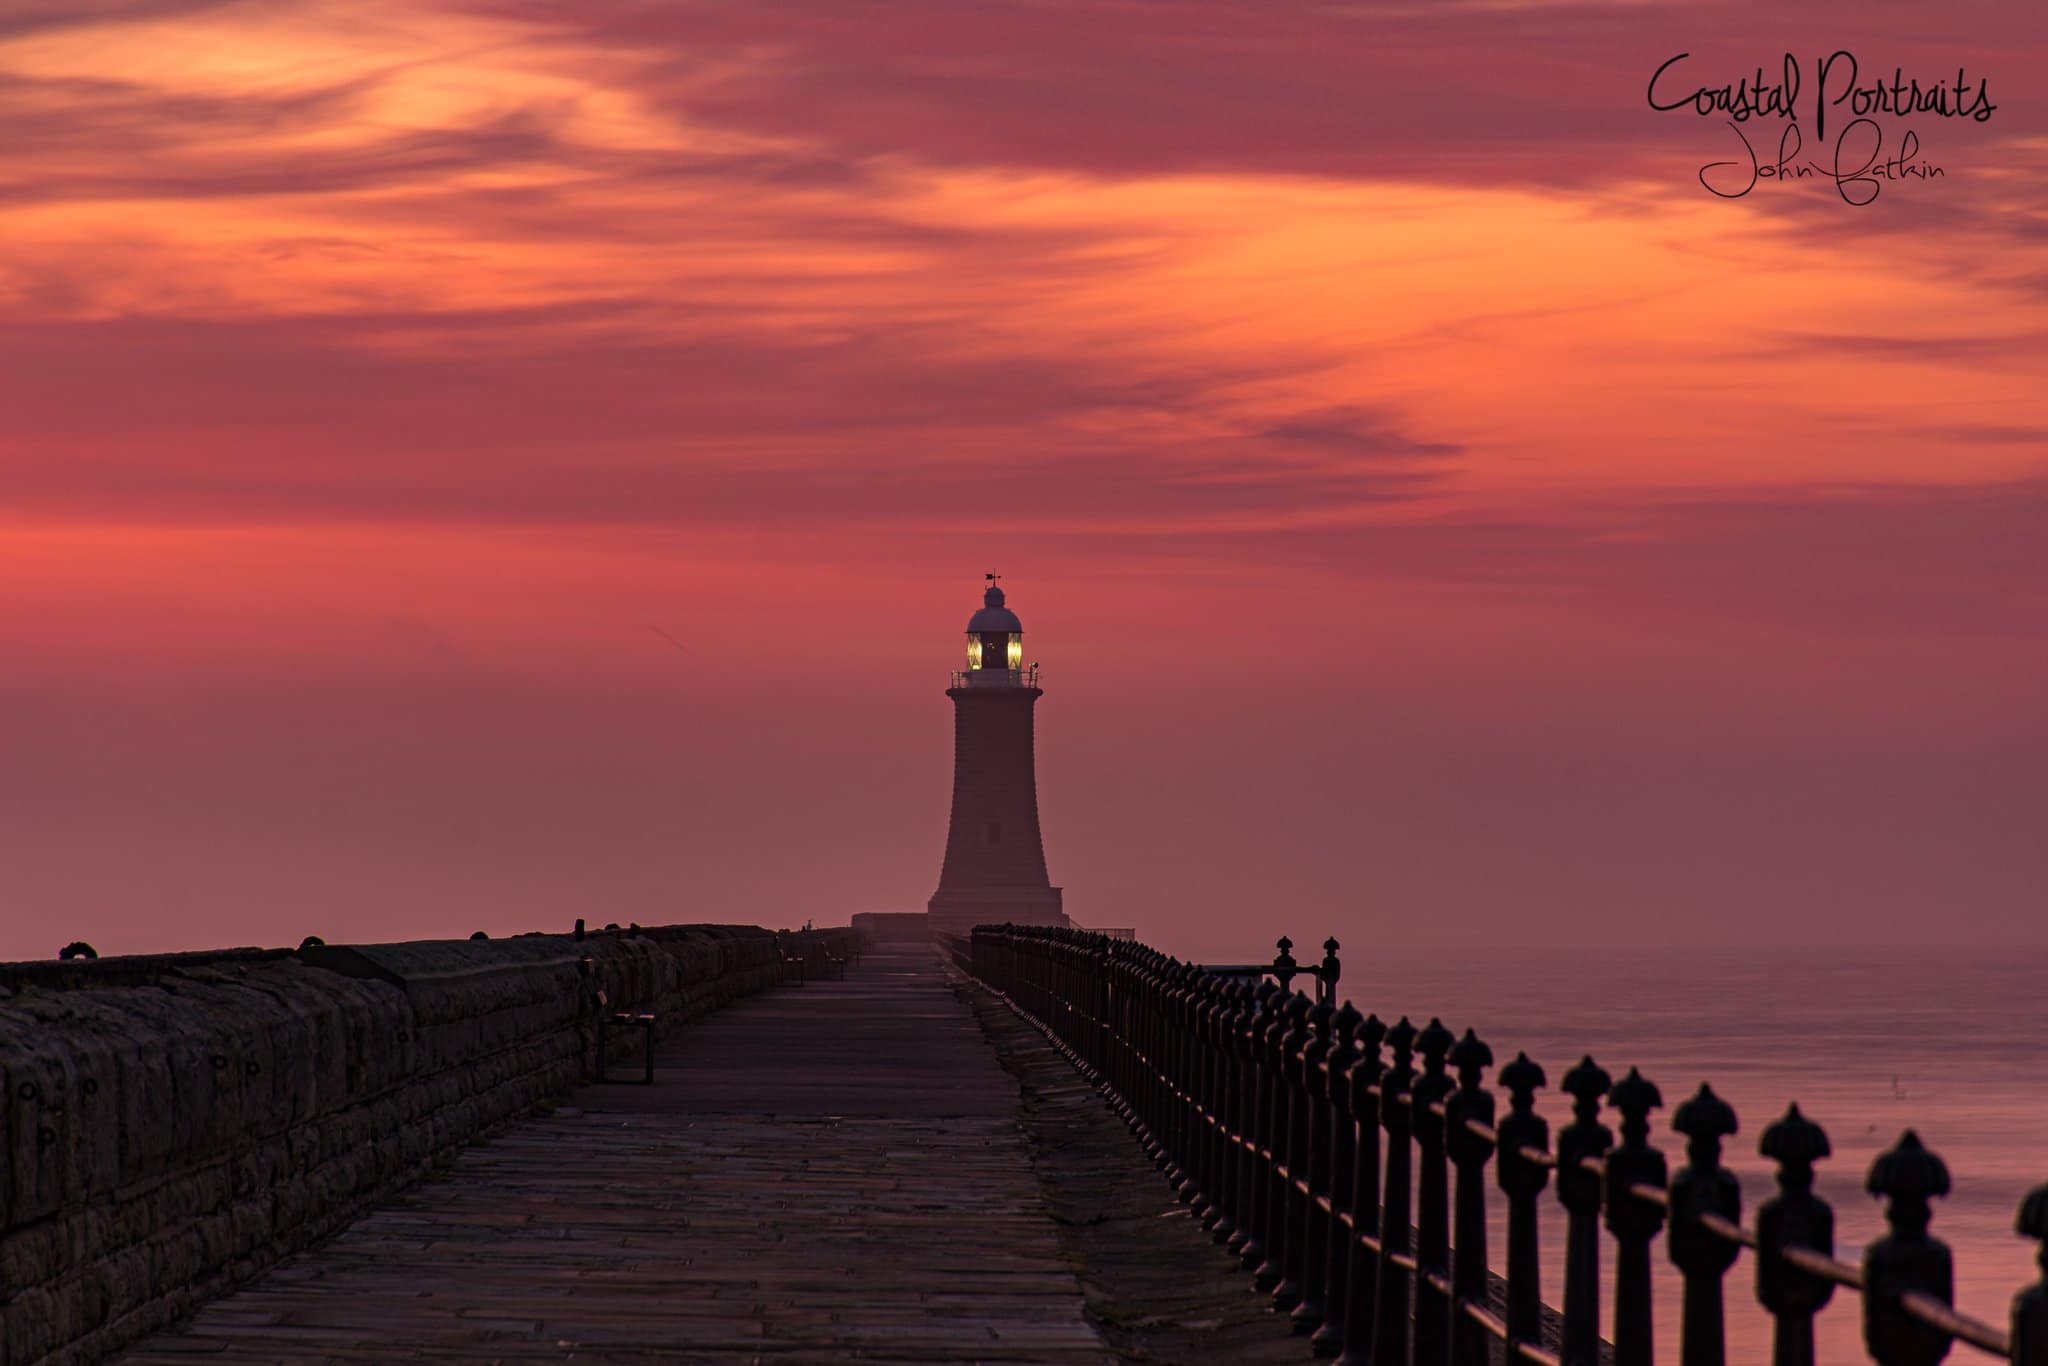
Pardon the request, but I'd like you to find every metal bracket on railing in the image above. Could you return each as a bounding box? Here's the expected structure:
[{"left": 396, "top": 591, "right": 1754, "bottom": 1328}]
[{"left": 1201, "top": 935, "right": 1342, "bottom": 1003}]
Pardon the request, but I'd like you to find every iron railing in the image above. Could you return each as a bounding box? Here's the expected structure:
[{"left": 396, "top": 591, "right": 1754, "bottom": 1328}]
[
  {"left": 948, "top": 664, "right": 1041, "bottom": 689},
  {"left": 968, "top": 925, "right": 2048, "bottom": 1366}
]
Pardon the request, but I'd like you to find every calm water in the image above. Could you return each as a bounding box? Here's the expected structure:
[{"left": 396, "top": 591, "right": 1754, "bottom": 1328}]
[{"left": 1237, "top": 940, "right": 2044, "bottom": 1362}]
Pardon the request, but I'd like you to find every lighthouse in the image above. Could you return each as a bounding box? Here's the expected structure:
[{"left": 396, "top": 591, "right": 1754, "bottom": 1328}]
[{"left": 927, "top": 576, "right": 1066, "bottom": 936}]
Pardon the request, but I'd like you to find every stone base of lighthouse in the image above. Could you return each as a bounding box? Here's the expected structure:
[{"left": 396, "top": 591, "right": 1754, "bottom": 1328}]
[{"left": 926, "top": 888, "right": 1068, "bottom": 939}]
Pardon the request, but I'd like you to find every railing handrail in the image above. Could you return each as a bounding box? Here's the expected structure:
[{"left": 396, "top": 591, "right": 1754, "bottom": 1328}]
[
  {"left": 947, "top": 663, "right": 1041, "bottom": 688},
  {"left": 962, "top": 923, "right": 2047, "bottom": 1366},
  {"left": 1452, "top": 1069, "right": 2018, "bottom": 1354}
]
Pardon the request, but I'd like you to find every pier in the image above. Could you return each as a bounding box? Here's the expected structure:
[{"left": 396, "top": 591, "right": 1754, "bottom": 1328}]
[{"left": 5, "top": 924, "right": 2045, "bottom": 1364}]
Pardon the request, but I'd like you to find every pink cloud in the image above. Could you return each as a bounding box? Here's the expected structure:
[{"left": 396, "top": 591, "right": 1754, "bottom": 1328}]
[{"left": 0, "top": 0, "right": 2043, "bottom": 962}]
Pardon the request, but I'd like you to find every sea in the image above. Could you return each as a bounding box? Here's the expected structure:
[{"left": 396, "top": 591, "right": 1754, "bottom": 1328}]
[{"left": 1260, "top": 940, "right": 2044, "bottom": 1363}]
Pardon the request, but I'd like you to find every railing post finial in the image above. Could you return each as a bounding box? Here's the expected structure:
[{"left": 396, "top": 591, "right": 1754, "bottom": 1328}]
[
  {"left": 1370, "top": 1016, "right": 1419, "bottom": 1366},
  {"left": 1863, "top": 1129, "right": 1954, "bottom": 1366},
  {"left": 1758, "top": 1103, "right": 1834, "bottom": 1366},
  {"left": 1445, "top": 1028, "right": 1496, "bottom": 1366},
  {"left": 1313, "top": 1002, "right": 1365, "bottom": 1358},
  {"left": 1671, "top": 1082, "right": 1740, "bottom": 1366},
  {"left": 1497, "top": 1052, "right": 1551, "bottom": 1352},
  {"left": 1557, "top": 1055, "right": 1613, "bottom": 1366},
  {"left": 1263, "top": 993, "right": 1315, "bottom": 1308},
  {"left": 1605, "top": 1067, "right": 1667, "bottom": 1366},
  {"left": 1288, "top": 998, "right": 1340, "bottom": 1332},
  {"left": 1332, "top": 1011, "right": 1388, "bottom": 1365},
  {"left": 1410, "top": 1018, "right": 1458, "bottom": 1365}
]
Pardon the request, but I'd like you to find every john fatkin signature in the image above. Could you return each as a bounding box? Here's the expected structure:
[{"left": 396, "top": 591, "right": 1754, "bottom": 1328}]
[{"left": 1647, "top": 51, "right": 1995, "bottom": 204}]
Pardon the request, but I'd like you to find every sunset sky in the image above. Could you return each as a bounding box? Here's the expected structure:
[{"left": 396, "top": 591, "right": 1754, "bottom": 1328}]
[{"left": 2, "top": 0, "right": 2043, "bottom": 961}]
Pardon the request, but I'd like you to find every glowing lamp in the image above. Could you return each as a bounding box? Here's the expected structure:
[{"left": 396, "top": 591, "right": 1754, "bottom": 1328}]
[{"left": 962, "top": 581, "right": 1025, "bottom": 681}]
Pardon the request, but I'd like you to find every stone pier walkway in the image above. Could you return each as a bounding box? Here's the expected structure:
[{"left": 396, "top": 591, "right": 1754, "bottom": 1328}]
[{"left": 120, "top": 943, "right": 1109, "bottom": 1364}]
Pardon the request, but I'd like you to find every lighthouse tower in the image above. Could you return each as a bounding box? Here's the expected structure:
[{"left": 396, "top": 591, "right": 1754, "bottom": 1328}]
[{"left": 927, "top": 576, "right": 1066, "bottom": 936}]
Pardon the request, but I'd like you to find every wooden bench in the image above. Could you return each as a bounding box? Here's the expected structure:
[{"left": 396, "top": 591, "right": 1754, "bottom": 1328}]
[
  {"left": 592, "top": 987, "right": 656, "bottom": 1085},
  {"left": 777, "top": 935, "right": 810, "bottom": 985},
  {"left": 777, "top": 933, "right": 853, "bottom": 983}
]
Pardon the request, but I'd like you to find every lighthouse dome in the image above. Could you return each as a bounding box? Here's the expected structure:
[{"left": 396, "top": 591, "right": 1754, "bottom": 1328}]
[{"left": 966, "top": 584, "right": 1022, "bottom": 633}]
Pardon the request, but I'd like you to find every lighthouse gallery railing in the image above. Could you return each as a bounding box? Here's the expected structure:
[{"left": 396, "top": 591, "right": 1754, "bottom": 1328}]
[{"left": 968, "top": 925, "right": 2048, "bottom": 1366}]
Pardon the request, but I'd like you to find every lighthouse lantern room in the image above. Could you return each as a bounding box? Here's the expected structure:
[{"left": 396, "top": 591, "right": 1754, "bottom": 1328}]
[{"left": 957, "top": 577, "right": 1032, "bottom": 685}]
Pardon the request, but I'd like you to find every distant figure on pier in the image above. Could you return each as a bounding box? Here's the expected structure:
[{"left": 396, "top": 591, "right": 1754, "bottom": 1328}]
[{"left": 927, "top": 574, "right": 1068, "bottom": 936}]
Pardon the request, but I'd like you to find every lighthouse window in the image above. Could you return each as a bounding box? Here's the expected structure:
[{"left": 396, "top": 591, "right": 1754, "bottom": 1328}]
[
  {"left": 985, "top": 822, "right": 1003, "bottom": 846},
  {"left": 1006, "top": 637, "right": 1023, "bottom": 669},
  {"left": 965, "top": 637, "right": 983, "bottom": 669}
]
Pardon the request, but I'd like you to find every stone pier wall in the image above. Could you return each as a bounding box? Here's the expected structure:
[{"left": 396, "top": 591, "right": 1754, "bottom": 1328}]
[{"left": 0, "top": 923, "right": 856, "bottom": 1365}]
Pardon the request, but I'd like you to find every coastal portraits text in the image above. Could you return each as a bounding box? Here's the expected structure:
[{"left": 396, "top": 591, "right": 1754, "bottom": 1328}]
[{"left": 1648, "top": 51, "right": 1996, "bottom": 204}]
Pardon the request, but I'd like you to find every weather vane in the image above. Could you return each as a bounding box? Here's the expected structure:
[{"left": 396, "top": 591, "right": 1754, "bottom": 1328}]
[{"left": 986, "top": 570, "right": 1001, "bottom": 584}]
